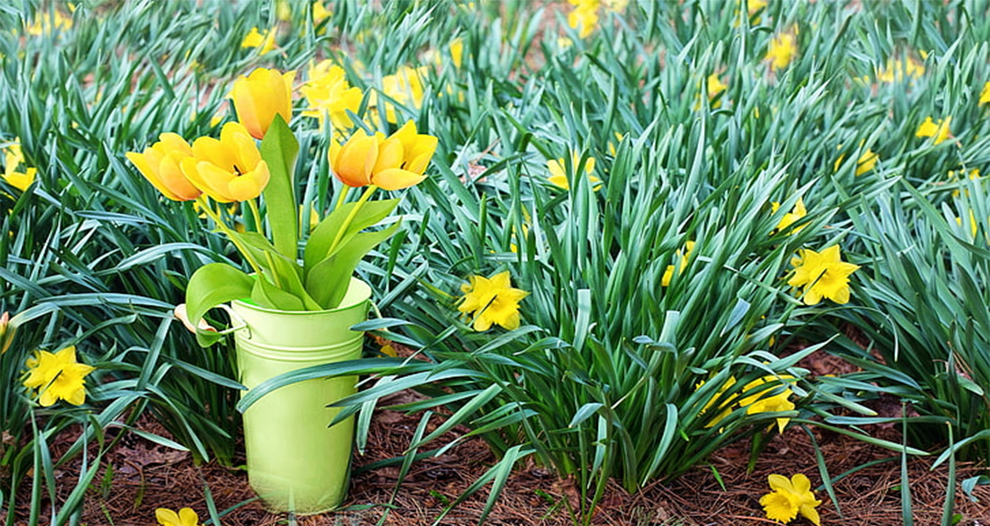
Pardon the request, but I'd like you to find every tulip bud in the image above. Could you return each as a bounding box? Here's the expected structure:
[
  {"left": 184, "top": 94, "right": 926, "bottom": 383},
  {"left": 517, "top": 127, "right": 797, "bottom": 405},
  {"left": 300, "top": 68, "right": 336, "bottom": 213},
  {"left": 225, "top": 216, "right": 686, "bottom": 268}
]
[
  {"left": 0, "top": 312, "right": 14, "bottom": 355},
  {"left": 230, "top": 68, "right": 295, "bottom": 140}
]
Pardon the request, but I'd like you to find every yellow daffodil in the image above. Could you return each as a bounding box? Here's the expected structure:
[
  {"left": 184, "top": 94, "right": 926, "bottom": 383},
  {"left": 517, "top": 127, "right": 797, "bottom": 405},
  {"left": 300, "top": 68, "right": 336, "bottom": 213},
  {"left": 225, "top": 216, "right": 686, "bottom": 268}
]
[
  {"left": 126, "top": 133, "right": 201, "bottom": 201},
  {"left": 300, "top": 62, "right": 362, "bottom": 131},
  {"left": 955, "top": 210, "right": 982, "bottom": 239},
  {"left": 23, "top": 346, "right": 95, "bottom": 407},
  {"left": 240, "top": 26, "right": 276, "bottom": 55},
  {"left": 694, "top": 74, "right": 728, "bottom": 110},
  {"left": 230, "top": 68, "right": 295, "bottom": 140},
  {"left": 662, "top": 241, "right": 695, "bottom": 286},
  {"left": 833, "top": 143, "right": 878, "bottom": 176},
  {"left": 760, "top": 473, "right": 822, "bottom": 525},
  {"left": 766, "top": 32, "right": 797, "bottom": 71},
  {"left": 329, "top": 121, "right": 438, "bottom": 191},
  {"left": 2, "top": 141, "right": 37, "bottom": 192},
  {"left": 156, "top": 507, "right": 200, "bottom": 526},
  {"left": 567, "top": 0, "right": 600, "bottom": 39},
  {"left": 771, "top": 198, "right": 807, "bottom": 234},
  {"left": 602, "top": 0, "right": 629, "bottom": 12},
  {"left": 547, "top": 152, "right": 601, "bottom": 191},
  {"left": 0, "top": 312, "right": 13, "bottom": 355},
  {"left": 450, "top": 37, "right": 464, "bottom": 68},
  {"left": 24, "top": 8, "right": 73, "bottom": 36},
  {"left": 458, "top": 271, "right": 529, "bottom": 331},
  {"left": 875, "top": 56, "right": 925, "bottom": 83},
  {"left": 697, "top": 376, "right": 737, "bottom": 430},
  {"left": 376, "top": 66, "right": 426, "bottom": 123},
  {"left": 980, "top": 81, "right": 990, "bottom": 107},
  {"left": 180, "top": 123, "right": 270, "bottom": 202},
  {"left": 275, "top": 0, "right": 292, "bottom": 20},
  {"left": 788, "top": 245, "right": 860, "bottom": 305},
  {"left": 740, "top": 376, "right": 795, "bottom": 433},
  {"left": 313, "top": 1, "right": 332, "bottom": 29},
  {"left": 915, "top": 116, "right": 952, "bottom": 145},
  {"left": 949, "top": 168, "right": 980, "bottom": 198}
]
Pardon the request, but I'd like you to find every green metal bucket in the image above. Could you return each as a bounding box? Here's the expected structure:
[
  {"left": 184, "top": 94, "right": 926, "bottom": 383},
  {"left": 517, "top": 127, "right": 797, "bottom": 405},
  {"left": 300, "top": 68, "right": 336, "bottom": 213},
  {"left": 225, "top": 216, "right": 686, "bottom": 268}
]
[{"left": 231, "top": 277, "right": 371, "bottom": 515}]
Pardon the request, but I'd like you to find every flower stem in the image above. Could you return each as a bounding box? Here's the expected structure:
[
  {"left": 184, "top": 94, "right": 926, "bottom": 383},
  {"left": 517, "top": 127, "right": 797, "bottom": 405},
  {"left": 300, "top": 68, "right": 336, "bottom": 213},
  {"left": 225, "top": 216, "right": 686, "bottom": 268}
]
[
  {"left": 196, "top": 196, "right": 264, "bottom": 277},
  {"left": 334, "top": 184, "right": 351, "bottom": 211},
  {"left": 327, "top": 185, "right": 378, "bottom": 256},
  {"left": 247, "top": 198, "right": 264, "bottom": 234}
]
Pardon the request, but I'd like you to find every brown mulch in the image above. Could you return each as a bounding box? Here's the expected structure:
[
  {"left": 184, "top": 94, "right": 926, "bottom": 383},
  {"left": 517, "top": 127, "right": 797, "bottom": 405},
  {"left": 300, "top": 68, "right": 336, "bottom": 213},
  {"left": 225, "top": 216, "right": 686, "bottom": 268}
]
[{"left": 7, "top": 388, "right": 990, "bottom": 526}]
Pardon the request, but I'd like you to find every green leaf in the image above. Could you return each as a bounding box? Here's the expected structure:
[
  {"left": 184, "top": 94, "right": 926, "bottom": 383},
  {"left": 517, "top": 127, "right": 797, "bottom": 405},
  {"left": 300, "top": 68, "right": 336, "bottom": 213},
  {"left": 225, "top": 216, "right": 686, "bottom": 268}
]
[
  {"left": 252, "top": 274, "right": 305, "bottom": 311},
  {"left": 306, "top": 222, "right": 400, "bottom": 309},
  {"left": 303, "top": 198, "right": 400, "bottom": 271},
  {"left": 185, "top": 263, "right": 254, "bottom": 346},
  {"left": 259, "top": 114, "right": 299, "bottom": 259}
]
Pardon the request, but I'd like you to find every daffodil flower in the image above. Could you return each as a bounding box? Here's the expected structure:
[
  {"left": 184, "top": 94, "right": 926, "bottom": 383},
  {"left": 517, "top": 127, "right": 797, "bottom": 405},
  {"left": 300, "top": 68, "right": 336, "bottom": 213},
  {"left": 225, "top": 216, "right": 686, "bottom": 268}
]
[
  {"left": 458, "top": 271, "right": 529, "bottom": 331},
  {"left": 23, "top": 346, "right": 95, "bottom": 407},
  {"left": 766, "top": 32, "right": 797, "bottom": 71},
  {"left": 915, "top": 116, "right": 952, "bottom": 145},
  {"left": 760, "top": 473, "right": 822, "bottom": 525},
  {"left": 156, "top": 507, "right": 200, "bottom": 526},
  {"left": 788, "top": 245, "right": 859, "bottom": 305}
]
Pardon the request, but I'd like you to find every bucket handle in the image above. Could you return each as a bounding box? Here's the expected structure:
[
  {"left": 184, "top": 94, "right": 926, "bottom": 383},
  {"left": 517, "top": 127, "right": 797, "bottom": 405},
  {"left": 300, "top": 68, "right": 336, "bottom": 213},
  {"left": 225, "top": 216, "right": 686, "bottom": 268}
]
[{"left": 174, "top": 303, "right": 250, "bottom": 339}]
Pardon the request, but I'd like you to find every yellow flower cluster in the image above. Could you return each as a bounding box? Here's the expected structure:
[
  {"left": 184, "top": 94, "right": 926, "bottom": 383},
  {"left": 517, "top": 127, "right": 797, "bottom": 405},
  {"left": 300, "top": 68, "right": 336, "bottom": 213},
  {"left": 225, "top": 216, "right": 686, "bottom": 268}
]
[
  {"left": 771, "top": 198, "right": 807, "bottom": 234},
  {"left": 458, "top": 271, "right": 529, "bottom": 331},
  {"left": 833, "top": 144, "right": 879, "bottom": 176},
  {"left": 301, "top": 60, "right": 362, "bottom": 132},
  {"left": 241, "top": 27, "right": 277, "bottom": 55}
]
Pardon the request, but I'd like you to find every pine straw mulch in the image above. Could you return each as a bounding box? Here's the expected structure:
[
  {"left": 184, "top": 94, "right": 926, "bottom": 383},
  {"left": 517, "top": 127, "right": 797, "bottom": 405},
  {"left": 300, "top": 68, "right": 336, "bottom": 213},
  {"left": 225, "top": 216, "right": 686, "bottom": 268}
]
[{"left": 7, "top": 390, "right": 989, "bottom": 526}]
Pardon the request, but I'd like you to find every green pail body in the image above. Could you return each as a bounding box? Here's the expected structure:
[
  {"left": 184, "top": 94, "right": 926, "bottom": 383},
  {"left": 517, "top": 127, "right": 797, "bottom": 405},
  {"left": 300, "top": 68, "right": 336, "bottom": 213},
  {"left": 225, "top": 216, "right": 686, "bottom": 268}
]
[{"left": 232, "top": 277, "right": 371, "bottom": 515}]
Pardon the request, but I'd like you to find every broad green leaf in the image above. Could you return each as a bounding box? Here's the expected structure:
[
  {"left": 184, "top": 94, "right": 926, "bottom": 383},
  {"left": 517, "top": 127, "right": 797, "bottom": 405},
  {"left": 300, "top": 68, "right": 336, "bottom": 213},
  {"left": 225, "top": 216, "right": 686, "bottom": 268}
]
[
  {"left": 252, "top": 274, "right": 305, "bottom": 311},
  {"left": 306, "top": 223, "right": 400, "bottom": 309},
  {"left": 260, "top": 114, "right": 299, "bottom": 259},
  {"left": 185, "top": 263, "right": 254, "bottom": 346},
  {"left": 303, "top": 198, "right": 400, "bottom": 271}
]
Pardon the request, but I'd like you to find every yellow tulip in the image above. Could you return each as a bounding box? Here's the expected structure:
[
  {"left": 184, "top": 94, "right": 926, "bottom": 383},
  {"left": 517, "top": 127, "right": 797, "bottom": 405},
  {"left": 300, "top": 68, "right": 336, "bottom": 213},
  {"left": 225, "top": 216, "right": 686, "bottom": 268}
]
[
  {"left": 329, "top": 121, "right": 437, "bottom": 191},
  {"left": 230, "top": 68, "right": 295, "bottom": 140},
  {"left": 126, "top": 133, "right": 201, "bottom": 201},
  {"left": 180, "top": 123, "right": 270, "bottom": 202}
]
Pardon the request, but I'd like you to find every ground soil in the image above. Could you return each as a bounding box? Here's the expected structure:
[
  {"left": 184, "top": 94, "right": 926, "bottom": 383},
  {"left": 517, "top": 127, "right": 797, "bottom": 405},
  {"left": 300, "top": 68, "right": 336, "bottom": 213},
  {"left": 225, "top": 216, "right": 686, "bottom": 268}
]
[{"left": 6, "top": 346, "right": 990, "bottom": 526}]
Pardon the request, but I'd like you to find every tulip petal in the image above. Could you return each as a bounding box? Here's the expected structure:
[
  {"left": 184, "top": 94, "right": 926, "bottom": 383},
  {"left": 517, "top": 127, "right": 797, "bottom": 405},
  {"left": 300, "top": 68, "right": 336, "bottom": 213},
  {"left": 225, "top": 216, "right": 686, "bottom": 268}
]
[{"left": 373, "top": 167, "right": 426, "bottom": 191}]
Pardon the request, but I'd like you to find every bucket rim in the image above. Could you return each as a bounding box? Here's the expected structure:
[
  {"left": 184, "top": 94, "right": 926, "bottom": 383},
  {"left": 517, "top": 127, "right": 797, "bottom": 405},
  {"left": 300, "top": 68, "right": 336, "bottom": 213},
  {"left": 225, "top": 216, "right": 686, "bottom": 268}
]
[{"left": 231, "top": 277, "right": 372, "bottom": 316}]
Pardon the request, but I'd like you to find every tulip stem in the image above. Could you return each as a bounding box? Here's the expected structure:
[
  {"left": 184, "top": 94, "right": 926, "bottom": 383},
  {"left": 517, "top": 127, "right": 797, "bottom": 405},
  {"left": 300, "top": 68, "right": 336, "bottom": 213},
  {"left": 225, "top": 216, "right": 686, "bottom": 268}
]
[
  {"left": 247, "top": 199, "right": 264, "bottom": 235},
  {"left": 327, "top": 185, "right": 378, "bottom": 256},
  {"left": 333, "top": 185, "right": 350, "bottom": 211},
  {"left": 196, "top": 197, "right": 264, "bottom": 278}
]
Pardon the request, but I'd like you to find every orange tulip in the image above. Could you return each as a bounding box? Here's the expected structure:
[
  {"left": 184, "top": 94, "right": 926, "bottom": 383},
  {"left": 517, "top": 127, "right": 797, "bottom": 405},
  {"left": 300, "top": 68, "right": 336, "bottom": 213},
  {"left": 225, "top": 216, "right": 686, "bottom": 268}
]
[
  {"left": 230, "top": 68, "right": 295, "bottom": 140},
  {"left": 329, "top": 121, "right": 437, "bottom": 191},
  {"left": 180, "top": 123, "right": 270, "bottom": 202}
]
